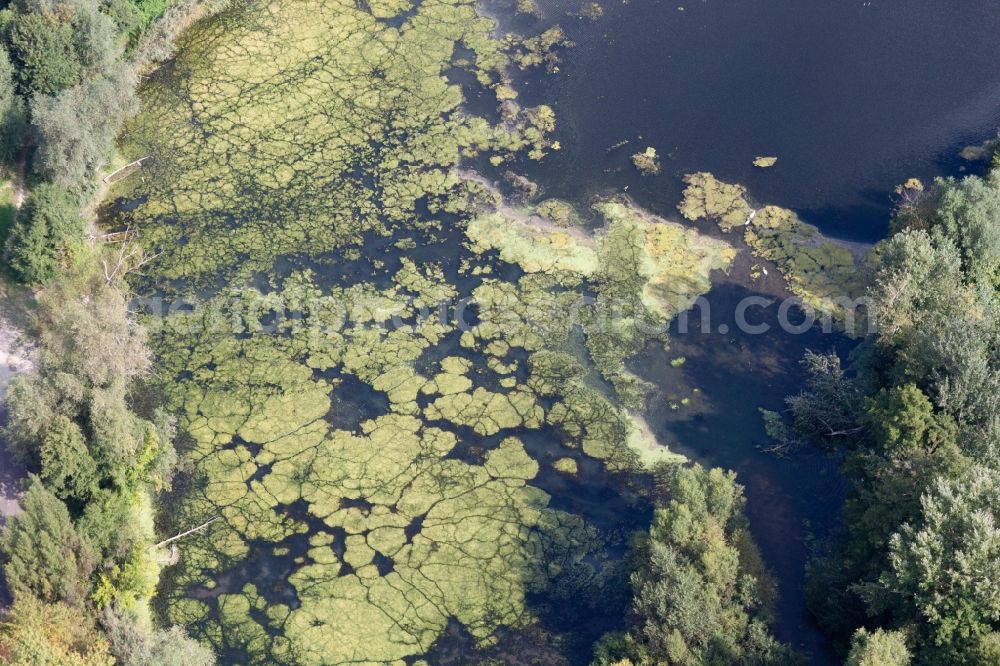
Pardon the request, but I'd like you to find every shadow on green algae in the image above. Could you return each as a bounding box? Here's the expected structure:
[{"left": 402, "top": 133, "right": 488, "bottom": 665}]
[{"left": 104, "top": 0, "right": 739, "bottom": 663}]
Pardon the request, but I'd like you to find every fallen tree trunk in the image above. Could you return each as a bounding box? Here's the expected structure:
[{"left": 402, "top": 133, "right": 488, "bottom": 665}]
[{"left": 151, "top": 516, "right": 221, "bottom": 549}]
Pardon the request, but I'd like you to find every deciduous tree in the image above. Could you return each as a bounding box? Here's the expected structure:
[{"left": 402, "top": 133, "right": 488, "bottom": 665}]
[
  {"left": 31, "top": 63, "right": 137, "bottom": 190},
  {"left": 870, "top": 467, "right": 1000, "bottom": 656},
  {"left": 0, "top": 595, "right": 114, "bottom": 666},
  {"left": 845, "top": 628, "right": 910, "bottom": 666}
]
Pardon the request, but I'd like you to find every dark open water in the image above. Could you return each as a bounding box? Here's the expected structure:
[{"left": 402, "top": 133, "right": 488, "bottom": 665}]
[
  {"left": 509, "top": 0, "right": 1000, "bottom": 241},
  {"left": 478, "top": 0, "right": 1000, "bottom": 662}
]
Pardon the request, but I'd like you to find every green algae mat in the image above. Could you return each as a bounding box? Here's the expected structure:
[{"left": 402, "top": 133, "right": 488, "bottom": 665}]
[
  {"left": 677, "top": 172, "right": 870, "bottom": 327},
  {"left": 109, "top": 0, "right": 746, "bottom": 662}
]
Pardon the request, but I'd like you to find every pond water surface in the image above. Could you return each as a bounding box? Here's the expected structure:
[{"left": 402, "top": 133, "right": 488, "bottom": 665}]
[{"left": 509, "top": 0, "right": 1000, "bottom": 241}]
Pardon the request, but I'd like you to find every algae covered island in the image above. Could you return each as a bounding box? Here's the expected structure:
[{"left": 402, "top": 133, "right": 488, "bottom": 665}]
[{"left": 1, "top": 1, "right": 999, "bottom": 665}]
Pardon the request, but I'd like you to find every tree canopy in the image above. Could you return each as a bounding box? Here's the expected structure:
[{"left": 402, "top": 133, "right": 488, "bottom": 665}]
[
  {"left": 30, "top": 63, "right": 137, "bottom": 190},
  {"left": 593, "top": 464, "right": 799, "bottom": 666},
  {"left": 777, "top": 170, "right": 1000, "bottom": 664},
  {"left": 0, "top": 595, "right": 114, "bottom": 666},
  {"left": 0, "top": 477, "right": 94, "bottom": 606},
  {"left": 3, "top": 182, "right": 80, "bottom": 283},
  {"left": 2, "top": 0, "right": 118, "bottom": 96}
]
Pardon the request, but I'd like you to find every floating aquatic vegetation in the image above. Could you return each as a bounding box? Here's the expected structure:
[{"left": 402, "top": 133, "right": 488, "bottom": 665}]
[
  {"left": 959, "top": 135, "right": 998, "bottom": 161},
  {"left": 466, "top": 210, "right": 599, "bottom": 275},
  {"left": 753, "top": 156, "right": 778, "bottom": 168},
  {"left": 466, "top": 193, "right": 733, "bottom": 408},
  {"left": 503, "top": 170, "right": 540, "bottom": 201},
  {"left": 468, "top": 194, "right": 734, "bottom": 320},
  {"left": 606, "top": 139, "right": 630, "bottom": 154},
  {"left": 584, "top": 200, "right": 730, "bottom": 407},
  {"left": 112, "top": 0, "right": 557, "bottom": 285},
  {"left": 505, "top": 26, "right": 574, "bottom": 72},
  {"left": 515, "top": 0, "right": 542, "bottom": 18},
  {"left": 631, "top": 147, "right": 661, "bottom": 175},
  {"left": 677, "top": 171, "right": 752, "bottom": 231},
  {"left": 104, "top": 0, "right": 736, "bottom": 660},
  {"left": 424, "top": 386, "right": 544, "bottom": 435},
  {"left": 678, "top": 172, "right": 870, "bottom": 328},
  {"left": 553, "top": 457, "right": 579, "bottom": 475},
  {"left": 535, "top": 198, "right": 581, "bottom": 227},
  {"left": 154, "top": 274, "right": 607, "bottom": 663},
  {"left": 625, "top": 414, "right": 685, "bottom": 468},
  {"left": 745, "top": 205, "right": 867, "bottom": 322},
  {"left": 576, "top": 2, "right": 604, "bottom": 21},
  {"left": 592, "top": 200, "right": 736, "bottom": 321}
]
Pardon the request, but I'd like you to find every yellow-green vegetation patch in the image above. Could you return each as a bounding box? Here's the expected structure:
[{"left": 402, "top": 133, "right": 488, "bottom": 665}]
[
  {"left": 466, "top": 209, "right": 599, "bottom": 275},
  {"left": 109, "top": 0, "right": 737, "bottom": 660},
  {"left": 113, "top": 0, "right": 557, "bottom": 283},
  {"left": 516, "top": 0, "right": 542, "bottom": 17},
  {"left": 424, "top": 386, "right": 544, "bottom": 435},
  {"left": 626, "top": 415, "right": 686, "bottom": 468},
  {"left": 677, "top": 171, "right": 752, "bottom": 231},
  {"left": 535, "top": 198, "right": 581, "bottom": 227},
  {"left": 155, "top": 274, "right": 605, "bottom": 663},
  {"left": 505, "top": 26, "right": 573, "bottom": 72},
  {"left": 366, "top": 0, "right": 414, "bottom": 19},
  {"left": 753, "top": 156, "right": 777, "bottom": 168},
  {"left": 959, "top": 137, "right": 998, "bottom": 161},
  {"left": 467, "top": 196, "right": 734, "bottom": 321},
  {"left": 678, "top": 172, "right": 870, "bottom": 328},
  {"left": 553, "top": 457, "right": 578, "bottom": 475},
  {"left": 463, "top": 195, "right": 733, "bottom": 408},
  {"left": 744, "top": 205, "right": 867, "bottom": 320},
  {"left": 577, "top": 2, "right": 604, "bottom": 21},
  {"left": 631, "top": 146, "right": 661, "bottom": 175},
  {"left": 593, "top": 200, "right": 736, "bottom": 320}
]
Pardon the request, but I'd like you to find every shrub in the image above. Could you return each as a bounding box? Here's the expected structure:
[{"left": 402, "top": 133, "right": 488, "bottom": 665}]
[{"left": 101, "top": 606, "right": 215, "bottom": 666}]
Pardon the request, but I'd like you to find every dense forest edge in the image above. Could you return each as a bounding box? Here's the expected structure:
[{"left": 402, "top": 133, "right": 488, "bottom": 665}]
[
  {"left": 767, "top": 166, "right": 1000, "bottom": 665},
  {"left": 0, "top": 0, "right": 233, "bottom": 663},
  {"left": 0, "top": 0, "right": 996, "bottom": 665}
]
